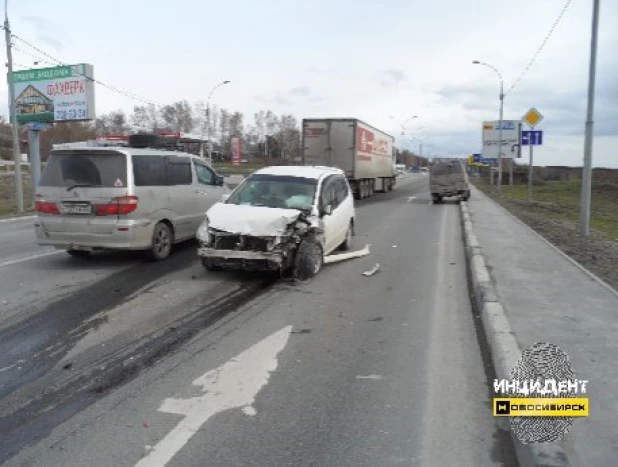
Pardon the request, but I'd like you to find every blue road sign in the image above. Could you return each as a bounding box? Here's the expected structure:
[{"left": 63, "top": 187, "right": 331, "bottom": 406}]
[
  {"left": 25, "top": 122, "right": 52, "bottom": 131},
  {"left": 522, "top": 130, "right": 543, "bottom": 146}
]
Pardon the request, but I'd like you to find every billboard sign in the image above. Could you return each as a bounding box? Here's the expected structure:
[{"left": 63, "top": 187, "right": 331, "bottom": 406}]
[
  {"left": 12, "top": 64, "right": 95, "bottom": 124},
  {"left": 231, "top": 136, "right": 242, "bottom": 166},
  {"left": 482, "top": 120, "right": 522, "bottom": 159}
]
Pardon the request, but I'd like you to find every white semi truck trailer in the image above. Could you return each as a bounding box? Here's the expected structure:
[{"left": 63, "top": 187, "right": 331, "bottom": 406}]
[{"left": 301, "top": 118, "right": 396, "bottom": 199}]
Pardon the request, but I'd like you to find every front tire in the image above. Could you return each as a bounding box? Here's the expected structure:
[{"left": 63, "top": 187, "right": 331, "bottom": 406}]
[
  {"left": 432, "top": 194, "right": 442, "bottom": 204},
  {"left": 294, "top": 240, "right": 323, "bottom": 280},
  {"left": 148, "top": 222, "right": 173, "bottom": 261}
]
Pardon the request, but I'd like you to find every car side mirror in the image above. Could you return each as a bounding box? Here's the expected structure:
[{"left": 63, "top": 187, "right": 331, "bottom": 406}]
[
  {"left": 221, "top": 193, "right": 230, "bottom": 203},
  {"left": 322, "top": 204, "right": 333, "bottom": 216},
  {"left": 216, "top": 175, "right": 225, "bottom": 186}
]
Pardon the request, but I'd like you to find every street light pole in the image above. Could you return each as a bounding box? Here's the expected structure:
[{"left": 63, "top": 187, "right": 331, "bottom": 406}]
[
  {"left": 4, "top": 0, "right": 24, "bottom": 213},
  {"left": 579, "top": 0, "right": 601, "bottom": 237},
  {"left": 473, "top": 60, "right": 505, "bottom": 192},
  {"left": 206, "top": 80, "right": 230, "bottom": 165}
]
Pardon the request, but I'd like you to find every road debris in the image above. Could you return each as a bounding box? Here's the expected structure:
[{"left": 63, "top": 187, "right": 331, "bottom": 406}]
[
  {"left": 323, "top": 244, "right": 371, "bottom": 264},
  {"left": 362, "top": 263, "right": 380, "bottom": 276}
]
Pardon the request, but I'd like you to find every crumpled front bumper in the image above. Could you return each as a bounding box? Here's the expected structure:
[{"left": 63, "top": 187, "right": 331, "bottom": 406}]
[{"left": 197, "top": 246, "right": 287, "bottom": 271}]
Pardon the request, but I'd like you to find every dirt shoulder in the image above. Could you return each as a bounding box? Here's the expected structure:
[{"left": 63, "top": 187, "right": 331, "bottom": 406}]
[{"left": 474, "top": 180, "right": 618, "bottom": 292}]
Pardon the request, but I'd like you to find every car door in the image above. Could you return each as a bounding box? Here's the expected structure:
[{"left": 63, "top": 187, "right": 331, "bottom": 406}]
[
  {"left": 164, "top": 155, "right": 195, "bottom": 241},
  {"left": 319, "top": 175, "right": 348, "bottom": 255},
  {"left": 330, "top": 175, "right": 353, "bottom": 246}
]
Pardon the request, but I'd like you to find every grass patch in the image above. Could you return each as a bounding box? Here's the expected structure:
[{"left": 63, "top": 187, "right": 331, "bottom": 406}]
[
  {"left": 0, "top": 174, "right": 34, "bottom": 217},
  {"left": 475, "top": 179, "right": 618, "bottom": 241}
]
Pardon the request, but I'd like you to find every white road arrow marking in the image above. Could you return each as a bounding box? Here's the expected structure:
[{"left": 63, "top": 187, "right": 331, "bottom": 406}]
[{"left": 134, "top": 326, "right": 292, "bottom": 467}]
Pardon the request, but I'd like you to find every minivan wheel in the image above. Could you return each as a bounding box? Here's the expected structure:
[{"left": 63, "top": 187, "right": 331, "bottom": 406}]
[
  {"left": 294, "top": 240, "right": 323, "bottom": 280},
  {"left": 67, "top": 249, "right": 90, "bottom": 258},
  {"left": 148, "top": 222, "right": 173, "bottom": 261},
  {"left": 340, "top": 221, "right": 354, "bottom": 251}
]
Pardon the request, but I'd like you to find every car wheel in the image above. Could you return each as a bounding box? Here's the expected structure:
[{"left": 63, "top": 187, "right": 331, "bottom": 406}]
[
  {"left": 148, "top": 222, "right": 173, "bottom": 261},
  {"left": 201, "top": 257, "right": 222, "bottom": 271},
  {"left": 67, "top": 249, "right": 90, "bottom": 258},
  {"left": 294, "top": 239, "right": 323, "bottom": 280},
  {"left": 432, "top": 194, "right": 442, "bottom": 204},
  {"left": 340, "top": 221, "right": 354, "bottom": 251}
]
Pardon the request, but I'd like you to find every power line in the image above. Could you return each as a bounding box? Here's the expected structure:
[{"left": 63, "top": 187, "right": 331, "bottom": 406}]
[
  {"left": 506, "top": 0, "right": 573, "bottom": 95},
  {"left": 4, "top": 26, "right": 162, "bottom": 107}
]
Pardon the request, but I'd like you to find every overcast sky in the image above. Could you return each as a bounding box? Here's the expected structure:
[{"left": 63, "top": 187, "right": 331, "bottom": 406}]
[{"left": 2, "top": 0, "right": 617, "bottom": 167}]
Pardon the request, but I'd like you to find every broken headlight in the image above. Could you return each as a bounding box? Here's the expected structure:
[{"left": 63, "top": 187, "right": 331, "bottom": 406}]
[{"left": 196, "top": 217, "right": 210, "bottom": 244}]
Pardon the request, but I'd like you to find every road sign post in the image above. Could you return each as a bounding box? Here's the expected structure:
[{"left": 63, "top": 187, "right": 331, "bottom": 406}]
[{"left": 522, "top": 108, "right": 544, "bottom": 200}]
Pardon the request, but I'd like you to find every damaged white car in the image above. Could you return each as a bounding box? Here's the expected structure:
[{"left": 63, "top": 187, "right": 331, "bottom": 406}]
[{"left": 196, "top": 166, "right": 356, "bottom": 280}]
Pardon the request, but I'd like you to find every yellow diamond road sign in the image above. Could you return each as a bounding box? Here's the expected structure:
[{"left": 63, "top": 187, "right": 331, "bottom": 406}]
[{"left": 523, "top": 108, "right": 544, "bottom": 128}]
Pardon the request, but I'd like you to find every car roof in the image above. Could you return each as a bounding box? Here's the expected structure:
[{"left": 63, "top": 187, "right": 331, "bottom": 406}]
[
  {"left": 252, "top": 165, "right": 344, "bottom": 180},
  {"left": 50, "top": 145, "right": 200, "bottom": 159}
]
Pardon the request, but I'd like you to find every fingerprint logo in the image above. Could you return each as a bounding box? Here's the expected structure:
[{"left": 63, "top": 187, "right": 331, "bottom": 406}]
[{"left": 508, "top": 343, "right": 575, "bottom": 443}]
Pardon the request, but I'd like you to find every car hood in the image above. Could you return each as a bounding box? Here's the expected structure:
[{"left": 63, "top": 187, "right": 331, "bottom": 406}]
[{"left": 206, "top": 203, "right": 305, "bottom": 236}]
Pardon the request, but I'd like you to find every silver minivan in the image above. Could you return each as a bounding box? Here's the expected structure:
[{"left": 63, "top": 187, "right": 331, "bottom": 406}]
[{"left": 34, "top": 136, "right": 230, "bottom": 260}]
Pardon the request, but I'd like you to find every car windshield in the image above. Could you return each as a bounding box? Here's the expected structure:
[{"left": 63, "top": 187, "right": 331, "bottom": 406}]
[
  {"left": 226, "top": 174, "right": 317, "bottom": 211},
  {"left": 39, "top": 150, "right": 128, "bottom": 188}
]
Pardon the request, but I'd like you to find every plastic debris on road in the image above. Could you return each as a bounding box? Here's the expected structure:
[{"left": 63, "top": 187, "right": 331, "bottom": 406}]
[
  {"left": 362, "top": 263, "right": 381, "bottom": 277},
  {"left": 323, "top": 244, "right": 371, "bottom": 264}
]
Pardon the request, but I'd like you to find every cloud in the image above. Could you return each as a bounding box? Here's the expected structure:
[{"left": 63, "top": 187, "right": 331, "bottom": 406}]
[
  {"left": 20, "top": 16, "right": 64, "bottom": 51},
  {"left": 290, "top": 86, "right": 310, "bottom": 97},
  {"left": 380, "top": 69, "right": 406, "bottom": 89}
]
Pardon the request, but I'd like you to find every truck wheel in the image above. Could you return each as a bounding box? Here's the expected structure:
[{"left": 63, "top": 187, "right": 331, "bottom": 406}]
[
  {"left": 147, "top": 222, "right": 173, "bottom": 261},
  {"left": 340, "top": 221, "right": 354, "bottom": 251},
  {"left": 201, "top": 257, "right": 222, "bottom": 271},
  {"left": 294, "top": 239, "right": 323, "bottom": 280}
]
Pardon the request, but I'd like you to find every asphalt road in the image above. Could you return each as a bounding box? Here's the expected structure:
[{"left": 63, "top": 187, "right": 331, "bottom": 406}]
[{"left": 0, "top": 174, "right": 517, "bottom": 467}]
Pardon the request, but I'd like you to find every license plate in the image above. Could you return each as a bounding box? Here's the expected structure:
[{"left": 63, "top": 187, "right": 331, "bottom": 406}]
[{"left": 60, "top": 204, "right": 92, "bottom": 215}]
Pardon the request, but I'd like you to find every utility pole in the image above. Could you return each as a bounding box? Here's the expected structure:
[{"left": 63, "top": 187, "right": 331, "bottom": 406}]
[
  {"left": 4, "top": 0, "right": 24, "bottom": 213},
  {"left": 579, "top": 0, "right": 601, "bottom": 237},
  {"left": 473, "top": 60, "right": 505, "bottom": 192},
  {"left": 498, "top": 81, "right": 505, "bottom": 192}
]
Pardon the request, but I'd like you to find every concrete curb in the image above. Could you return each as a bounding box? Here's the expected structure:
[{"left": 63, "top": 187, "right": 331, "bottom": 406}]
[{"left": 459, "top": 201, "right": 573, "bottom": 467}]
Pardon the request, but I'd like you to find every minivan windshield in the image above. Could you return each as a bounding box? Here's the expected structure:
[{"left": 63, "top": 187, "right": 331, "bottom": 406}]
[
  {"left": 40, "top": 151, "right": 128, "bottom": 188},
  {"left": 226, "top": 174, "right": 317, "bottom": 211}
]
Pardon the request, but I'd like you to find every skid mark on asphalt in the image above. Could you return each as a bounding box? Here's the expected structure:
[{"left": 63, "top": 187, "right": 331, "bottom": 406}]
[{"left": 134, "top": 326, "right": 292, "bottom": 467}]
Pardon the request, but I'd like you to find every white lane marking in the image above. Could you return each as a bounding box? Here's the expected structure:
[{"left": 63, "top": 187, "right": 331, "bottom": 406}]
[
  {"left": 407, "top": 196, "right": 417, "bottom": 203},
  {"left": 0, "top": 215, "right": 36, "bottom": 224},
  {"left": 0, "top": 250, "right": 62, "bottom": 268},
  {"left": 134, "top": 326, "right": 292, "bottom": 467},
  {"left": 356, "top": 375, "right": 383, "bottom": 380}
]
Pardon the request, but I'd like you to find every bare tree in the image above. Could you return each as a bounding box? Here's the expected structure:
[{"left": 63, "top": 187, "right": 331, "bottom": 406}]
[
  {"left": 229, "top": 112, "right": 244, "bottom": 138},
  {"left": 219, "top": 109, "right": 231, "bottom": 157},
  {"left": 279, "top": 114, "right": 299, "bottom": 159},
  {"left": 130, "top": 105, "right": 161, "bottom": 132},
  {"left": 160, "top": 100, "right": 194, "bottom": 133},
  {"left": 95, "top": 111, "right": 130, "bottom": 136}
]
